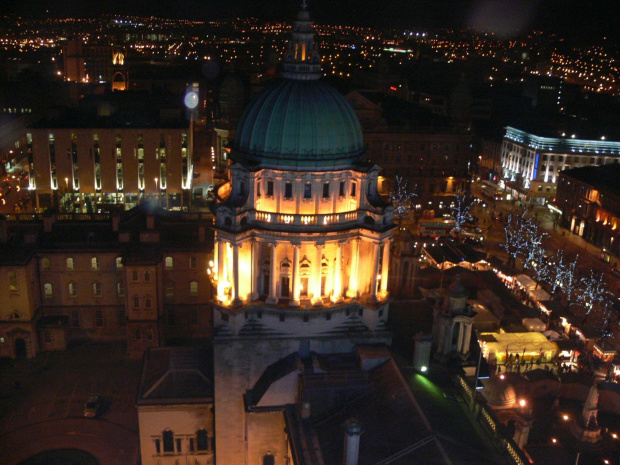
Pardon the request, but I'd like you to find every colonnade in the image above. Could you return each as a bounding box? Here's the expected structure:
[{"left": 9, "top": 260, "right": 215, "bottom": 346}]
[{"left": 214, "top": 235, "right": 391, "bottom": 306}]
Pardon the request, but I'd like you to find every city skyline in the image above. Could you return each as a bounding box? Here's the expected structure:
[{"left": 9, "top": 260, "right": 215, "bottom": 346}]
[{"left": 6, "top": 0, "right": 620, "bottom": 43}]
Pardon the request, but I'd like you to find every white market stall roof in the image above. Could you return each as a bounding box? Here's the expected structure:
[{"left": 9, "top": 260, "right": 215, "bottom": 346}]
[
  {"left": 515, "top": 274, "right": 537, "bottom": 291},
  {"left": 479, "top": 331, "right": 558, "bottom": 360},
  {"left": 522, "top": 318, "right": 546, "bottom": 332},
  {"left": 529, "top": 288, "right": 551, "bottom": 302}
]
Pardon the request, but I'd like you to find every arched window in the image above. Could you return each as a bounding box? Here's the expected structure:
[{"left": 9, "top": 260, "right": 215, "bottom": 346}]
[
  {"left": 133, "top": 295, "right": 139, "bottom": 308},
  {"left": 145, "top": 271, "right": 151, "bottom": 282},
  {"left": 165, "top": 256, "right": 173, "bottom": 269},
  {"left": 68, "top": 281, "right": 77, "bottom": 297},
  {"left": 66, "top": 257, "right": 74, "bottom": 271},
  {"left": 91, "top": 257, "right": 99, "bottom": 270},
  {"left": 116, "top": 257, "right": 123, "bottom": 269},
  {"left": 145, "top": 297, "right": 152, "bottom": 308},
  {"left": 44, "top": 283, "right": 53, "bottom": 298},
  {"left": 93, "top": 282, "right": 101, "bottom": 296},
  {"left": 190, "top": 281, "right": 198, "bottom": 295},
  {"left": 117, "top": 281, "right": 125, "bottom": 296},
  {"left": 41, "top": 258, "right": 50, "bottom": 270}
]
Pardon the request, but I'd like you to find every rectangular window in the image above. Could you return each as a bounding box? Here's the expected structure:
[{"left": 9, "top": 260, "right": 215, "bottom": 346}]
[
  {"left": 117, "top": 281, "right": 125, "bottom": 296},
  {"left": 132, "top": 271, "right": 138, "bottom": 281},
  {"left": 144, "top": 271, "right": 150, "bottom": 282},
  {"left": 91, "top": 257, "right": 99, "bottom": 270},
  {"left": 304, "top": 183, "right": 312, "bottom": 199},
  {"left": 322, "top": 183, "right": 329, "bottom": 198},
  {"left": 267, "top": 180, "right": 274, "bottom": 196},
  {"left": 44, "top": 332, "right": 51, "bottom": 343},
  {"left": 155, "top": 439, "right": 161, "bottom": 454},
  {"left": 134, "top": 296, "right": 140, "bottom": 308},
  {"left": 339, "top": 181, "right": 345, "bottom": 197},
  {"left": 93, "top": 282, "right": 101, "bottom": 296},
  {"left": 257, "top": 181, "right": 261, "bottom": 197},
  {"left": 95, "top": 310, "right": 103, "bottom": 327},
  {"left": 44, "top": 283, "right": 53, "bottom": 298},
  {"left": 350, "top": 182, "right": 356, "bottom": 197},
  {"left": 176, "top": 438, "right": 182, "bottom": 453},
  {"left": 189, "top": 438, "right": 195, "bottom": 453},
  {"left": 118, "top": 309, "right": 126, "bottom": 326},
  {"left": 71, "top": 310, "right": 80, "bottom": 328},
  {"left": 66, "top": 258, "right": 74, "bottom": 271},
  {"left": 8, "top": 271, "right": 17, "bottom": 291},
  {"left": 285, "top": 182, "right": 293, "bottom": 199},
  {"left": 189, "top": 257, "right": 197, "bottom": 269},
  {"left": 190, "top": 281, "right": 198, "bottom": 295},
  {"left": 116, "top": 257, "right": 123, "bottom": 269}
]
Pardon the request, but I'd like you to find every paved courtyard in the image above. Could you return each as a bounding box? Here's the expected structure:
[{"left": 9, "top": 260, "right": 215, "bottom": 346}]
[{"left": 0, "top": 341, "right": 142, "bottom": 465}]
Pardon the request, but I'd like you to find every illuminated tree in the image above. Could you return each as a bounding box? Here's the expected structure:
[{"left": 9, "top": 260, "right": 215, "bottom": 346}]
[
  {"left": 577, "top": 270, "right": 609, "bottom": 315},
  {"left": 389, "top": 175, "right": 417, "bottom": 226},
  {"left": 449, "top": 194, "right": 474, "bottom": 233},
  {"left": 501, "top": 209, "right": 547, "bottom": 269}
]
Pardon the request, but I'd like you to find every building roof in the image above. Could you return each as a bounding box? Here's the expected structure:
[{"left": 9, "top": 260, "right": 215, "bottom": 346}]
[
  {"left": 561, "top": 164, "right": 620, "bottom": 196},
  {"left": 136, "top": 346, "right": 213, "bottom": 406}
]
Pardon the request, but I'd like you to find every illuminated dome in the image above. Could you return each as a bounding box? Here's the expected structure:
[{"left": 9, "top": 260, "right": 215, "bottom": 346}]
[
  {"left": 482, "top": 376, "right": 517, "bottom": 409},
  {"left": 232, "top": 79, "right": 364, "bottom": 171},
  {"left": 229, "top": 1, "right": 364, "bottom": 171}
]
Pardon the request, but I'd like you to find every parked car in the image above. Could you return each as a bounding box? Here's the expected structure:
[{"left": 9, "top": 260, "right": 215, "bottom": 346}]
[{"left": 83, "top": 395, "right": 101, "bottom": 417}]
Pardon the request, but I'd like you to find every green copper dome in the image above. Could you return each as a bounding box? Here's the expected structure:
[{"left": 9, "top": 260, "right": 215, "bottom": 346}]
[{"left": 231, "top": 79, "right": 365, "bottom": 171}]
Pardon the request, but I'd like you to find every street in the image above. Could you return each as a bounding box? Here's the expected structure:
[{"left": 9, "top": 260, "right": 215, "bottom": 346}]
[{"left": 0, "top": 341, "right": 141, "bottom": 465}]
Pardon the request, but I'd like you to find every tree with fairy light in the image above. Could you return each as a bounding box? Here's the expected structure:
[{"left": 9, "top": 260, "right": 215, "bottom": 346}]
[
  {"left": 449, "top": 193, "right": 474, "bottom": 235},
  {"left": 501, "top": 208, "right": 547, "bottom": 270},
  {"left": 389, "top": 175, "right": 417, "bottom": 227},
  {"left": 577, "top": 269, "right": 610, "bottom": 316}
]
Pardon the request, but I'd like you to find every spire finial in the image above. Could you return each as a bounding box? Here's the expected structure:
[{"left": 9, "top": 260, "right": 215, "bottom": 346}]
[{"left": 301, "top": 0, "right": 307, "bottom": 9}]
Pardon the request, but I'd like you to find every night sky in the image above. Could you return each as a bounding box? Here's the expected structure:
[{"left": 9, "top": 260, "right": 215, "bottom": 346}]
[{"left": 7, "top": 0, "right": 620, "bottom": 43}]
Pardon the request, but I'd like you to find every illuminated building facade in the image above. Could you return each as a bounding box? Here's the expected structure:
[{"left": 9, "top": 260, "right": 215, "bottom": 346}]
[
  {"left": 556, "top": 164, "right": 620, "bottom": 259},
  {"left": 500, "top": 126, "right": 620, "bottom": 205},
  {"left": 210, "top": 4, "right": 393, "bottom": 463},
  {"left": 26, "top": 123, "right": 193, "bottom": 212}
]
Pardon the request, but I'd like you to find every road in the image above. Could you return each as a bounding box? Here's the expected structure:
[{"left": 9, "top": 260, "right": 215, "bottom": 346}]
[{"left": 0, "top": 341, "right": 141, "bottom": 465}]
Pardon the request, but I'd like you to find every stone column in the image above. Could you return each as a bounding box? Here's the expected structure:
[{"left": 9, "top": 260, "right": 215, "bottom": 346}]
[
  {"left": 331, "top": 241, "right": 344, "bottom": 303},
  {"left": 266, "top": 243, "right": 278, "bottom": 304},
  {"left": 457, "top": 323, "right": 464, "bottom": 354},
  {"left": 462, "top": 323, "right": 472, "bottom": 355},
  {"left": 312, "top": 244, "right": 324, "bottom": 306},
  {"left": 380, "top": 239, "right": 390, "bottom": 295},
  {"left": 369, "top": 242, "right": 381, "bottom": 302},
  {"left": 232, "top": 243, "right": 241, "bottom": 306},
  {"left": 250, "top": 239, "right": 258, "bottom": 301},
  {"left": 291, "top": 244, "right": 301, "bottom": 307},
  {"left": 346, "top": 238, "right": 360, "bottom": 298},
  {"left": 216, "top": 239, "right": 226, "bottom": 302}
]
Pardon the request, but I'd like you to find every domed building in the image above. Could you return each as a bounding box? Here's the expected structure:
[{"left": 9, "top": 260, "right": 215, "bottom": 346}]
[{"left": 210, "top": 3, "right": 394, "bottom": 464}]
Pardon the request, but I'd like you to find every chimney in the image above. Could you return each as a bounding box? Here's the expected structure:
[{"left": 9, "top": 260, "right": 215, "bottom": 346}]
[{"left": 343, "top": 419, "right": 362, "bottom": 465}]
